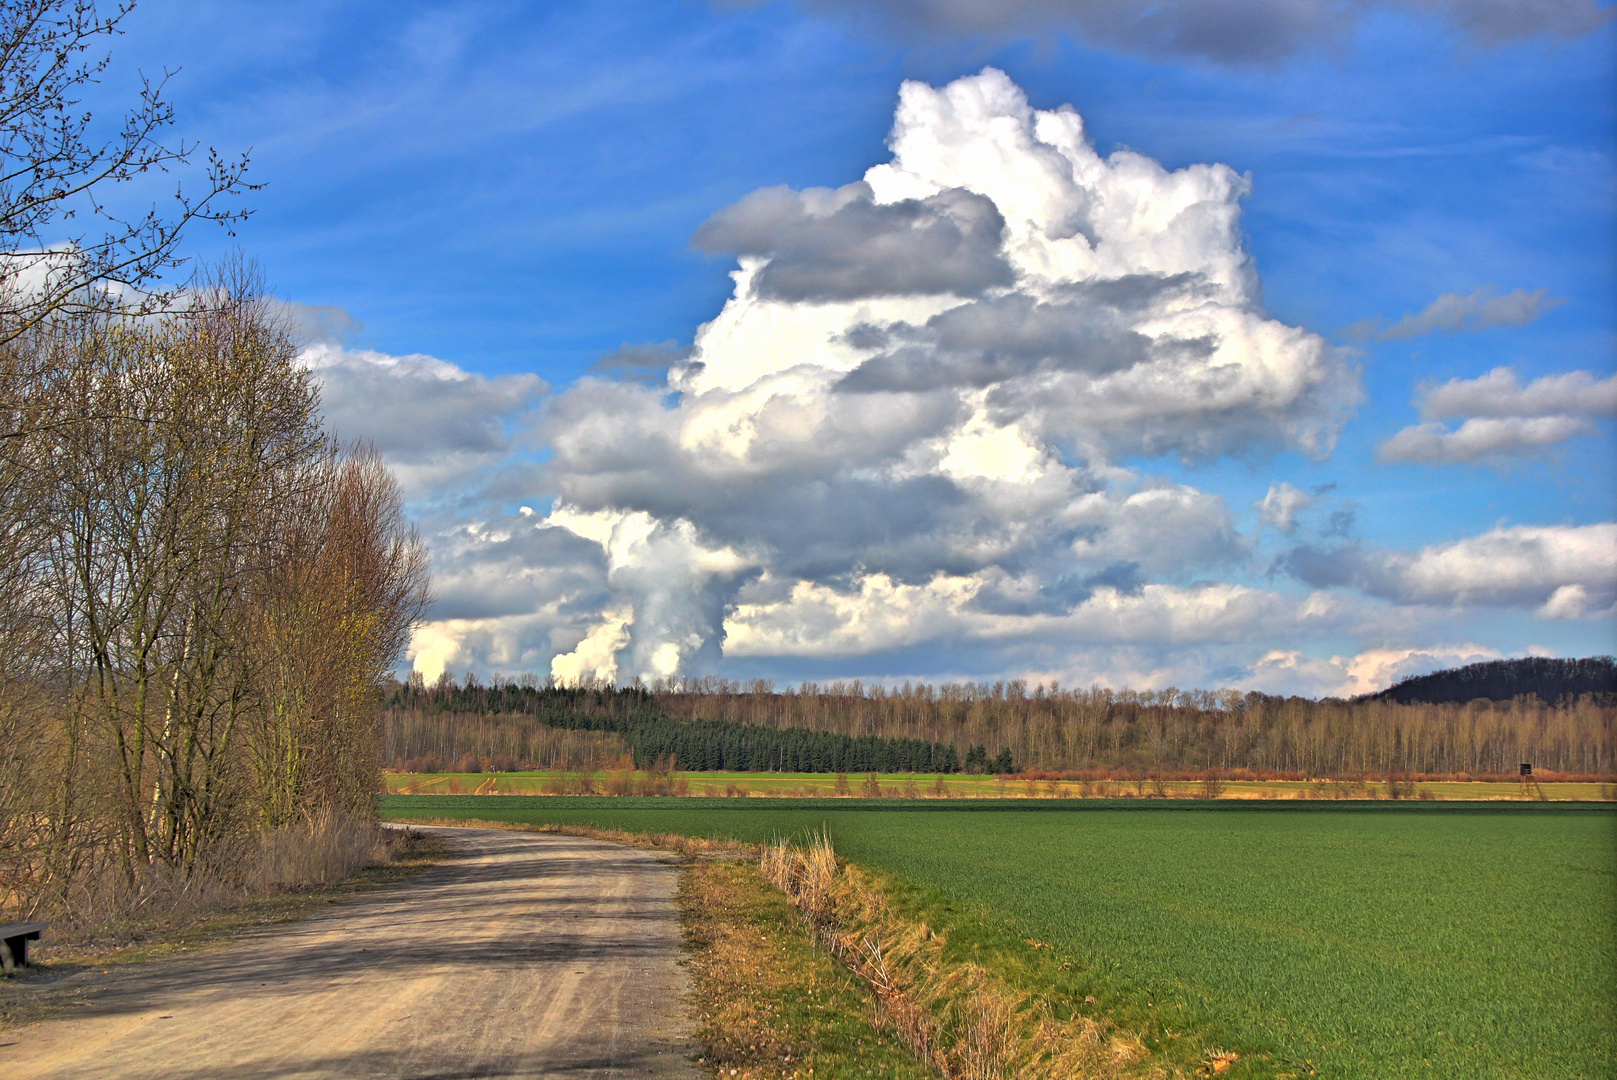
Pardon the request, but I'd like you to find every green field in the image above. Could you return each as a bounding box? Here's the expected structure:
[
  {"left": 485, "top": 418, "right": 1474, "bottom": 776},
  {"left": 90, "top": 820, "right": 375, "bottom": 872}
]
[{"left": 379, "top": 796, "right": 1617, "bottom": 1080}]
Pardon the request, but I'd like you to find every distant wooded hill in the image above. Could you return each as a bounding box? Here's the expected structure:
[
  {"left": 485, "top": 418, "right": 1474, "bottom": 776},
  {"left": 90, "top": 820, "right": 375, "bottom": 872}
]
[{"left": 1368, "top": 657, "right": 1616, "bottom": 706}]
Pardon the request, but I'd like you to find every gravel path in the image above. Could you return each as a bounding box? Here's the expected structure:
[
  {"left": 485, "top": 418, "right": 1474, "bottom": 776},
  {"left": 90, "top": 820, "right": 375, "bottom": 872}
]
[{"left": 1, "top": 826, "right": 701, "bottom": 1079}]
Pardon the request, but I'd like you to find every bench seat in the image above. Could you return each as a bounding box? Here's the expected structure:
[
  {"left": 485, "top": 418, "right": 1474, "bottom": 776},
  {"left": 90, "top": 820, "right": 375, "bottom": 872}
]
[{"left": 0, "top": 921, "right": 47, "bottom": 971}]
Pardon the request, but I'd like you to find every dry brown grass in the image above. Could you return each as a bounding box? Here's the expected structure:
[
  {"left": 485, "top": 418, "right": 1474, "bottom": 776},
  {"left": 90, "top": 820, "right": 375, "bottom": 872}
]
[
  {"left": 33, "top": 812, "right": 426, "bottom": 947},
  {"left": 680, "top": 857, "right": 934, "bottom": 1080}
]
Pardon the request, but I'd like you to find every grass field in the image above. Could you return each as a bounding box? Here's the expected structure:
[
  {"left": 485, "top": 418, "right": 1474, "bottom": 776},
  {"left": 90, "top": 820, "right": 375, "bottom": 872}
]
[
  {"left": 383, "top": 770, "right": 1612, "bottom": 801},
  {"left": 381, "top": 796, "right": 1616, "bottom": 1080}
]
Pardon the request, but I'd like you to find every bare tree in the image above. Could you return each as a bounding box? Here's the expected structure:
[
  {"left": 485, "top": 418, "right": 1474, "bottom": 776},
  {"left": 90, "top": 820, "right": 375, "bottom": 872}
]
[
  {"left": 0, "top": 0, "right": 253, "bottom": 346},
  {"left": 0, "top": 9, "right": 431, "bottom": 923},
  {"left": 249, "top": 445, "right": 430, "bottom": 828},
  {"left": 0, "top": 264, "right": 430, "bottom": 920}
]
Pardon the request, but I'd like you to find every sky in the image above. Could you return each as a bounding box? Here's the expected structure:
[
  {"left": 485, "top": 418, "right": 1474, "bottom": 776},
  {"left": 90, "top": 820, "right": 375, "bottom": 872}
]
[{"left": 87, "top": 0, "right": 1617, "bottom": 696}]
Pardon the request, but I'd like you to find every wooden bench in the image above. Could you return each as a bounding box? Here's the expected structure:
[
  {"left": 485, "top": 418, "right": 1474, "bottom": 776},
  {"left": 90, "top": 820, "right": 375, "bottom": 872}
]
[{"left": 0, "top": 921, "right": 47, "bottom": 971}]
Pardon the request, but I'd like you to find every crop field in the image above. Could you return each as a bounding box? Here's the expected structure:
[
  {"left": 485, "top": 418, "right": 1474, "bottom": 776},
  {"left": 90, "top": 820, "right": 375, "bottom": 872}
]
[
  {"left": 382, "top": 770, "right": 1611, "bottom": 801},
  {"left": 381, "top": 796, "right": 1615, "bottom": 1080}
]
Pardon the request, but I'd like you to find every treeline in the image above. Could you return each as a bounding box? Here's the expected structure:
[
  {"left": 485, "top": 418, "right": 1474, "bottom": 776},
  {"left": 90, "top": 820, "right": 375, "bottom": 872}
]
[
  {"left": 386, "top": 708, "right": 631, "bottom": 773},
  {"left": 381, "top": 682, "right": 976, "bottom": 774},
  {"left": 1371, "top": 657, "right": 1616, "bottom": 706},
  {"left": 390, "top": 676, "right": 1614, "bottom": 778},
  {"left": 1, "top": 267, "right": 429, "bottom": 920}
]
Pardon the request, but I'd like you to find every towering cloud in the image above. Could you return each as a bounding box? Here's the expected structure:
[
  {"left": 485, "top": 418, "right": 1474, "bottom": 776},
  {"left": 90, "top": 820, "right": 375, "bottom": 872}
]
[
  {"left": 515, "top": 68, "right": 1356, "bottom": 681},
  {"left": 387, "top": 69, "right": 1611, "bottom": 692}
]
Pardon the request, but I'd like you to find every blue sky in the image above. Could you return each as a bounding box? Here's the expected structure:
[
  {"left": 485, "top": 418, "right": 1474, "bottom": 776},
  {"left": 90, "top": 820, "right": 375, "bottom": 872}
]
[{"left": 95, "top": 0, "right": 1616, "bottom": 694}]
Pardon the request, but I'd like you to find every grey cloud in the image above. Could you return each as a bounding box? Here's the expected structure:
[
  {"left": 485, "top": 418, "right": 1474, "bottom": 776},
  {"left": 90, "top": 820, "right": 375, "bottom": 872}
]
[
  {"left": 777, "top": 0, "right": 1612, "bottom": 64},
  {"left": 428, "top": 519, "right": 608, "bottom": 621},
  {"left": 542, "top": 381, "right": 978, "bottom": 582},
  {"left": 1065, "top": 484, "right": 1245, "bottom": 577},
  {"left": 1322, "top": 509, "right": 1356, "bottom": 538},
  {"left": 1428, "top": 0, "right": 1615, "bottom": 44},
  {"left": 273, "top": 300, "right": 363, "bottom": 349},
  {"left": 542, "top": 376, "right": 964, "bottom": 509},
  {"left": 970, "top": 562, "right": 1144, "bottom": 617},
  {"left": 1256, "top": 482, "right": 1313, "bottom": 534},
  {"left": 591, "top": 340, "right": 693, "bottom": 384},
  {"left": 547, "top": 363, "right": 1246, "bottom": 594},
  {"left": 985, "top": 342, "right": 1355, "bottom": 463},
  {"left": 312, "top": 347, "right": 545, "bottom": 464},
  {"left": 541, "top": 371, "right": 1246, "bottom": 599},
  {"left": 1281, "top": 544, "right": 1400, "bottom": 594},
  {"left": 693, "top": 181, "right": 1013, "bottom": 301},
  {"left": 838, "top": 278, "right": 1213, "bottom": 393},
  {"left": 1378, "top": 287, "right": 1564, "bottom": 340}
]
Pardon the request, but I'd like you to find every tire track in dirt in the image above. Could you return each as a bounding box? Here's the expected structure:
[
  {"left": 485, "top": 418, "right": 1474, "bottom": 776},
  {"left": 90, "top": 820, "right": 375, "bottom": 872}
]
[{"left": 2, "top": 826, "right": 699, "bottom": 1079}]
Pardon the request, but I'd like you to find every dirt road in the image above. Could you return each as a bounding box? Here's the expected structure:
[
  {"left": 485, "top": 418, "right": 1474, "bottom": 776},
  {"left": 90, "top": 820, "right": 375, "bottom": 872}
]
[{"left": 1, "top": 826, "right": 701, "bottom": 1079}]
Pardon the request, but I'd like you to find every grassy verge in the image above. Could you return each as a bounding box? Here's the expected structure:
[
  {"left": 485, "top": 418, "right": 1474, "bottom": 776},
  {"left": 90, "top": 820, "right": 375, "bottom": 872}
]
[
  {"left": 0, "top": 827, "right": 446, "bottom": 1032},
  {"left": 682, "top": 857, "right": 938, "bottom": 1080}
]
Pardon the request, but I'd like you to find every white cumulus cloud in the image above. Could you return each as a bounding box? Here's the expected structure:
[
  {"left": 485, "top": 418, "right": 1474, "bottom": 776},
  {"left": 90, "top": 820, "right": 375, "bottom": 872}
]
[
  {"left": 1379, "top": 366, "right": 1616, "bottom": 464},
  {"left": 496, "top": 68, "right": 1359, "bottom": 681},
  {"left": 1244, "top": 643, "right": 1505, "bottom": 698},
  {"left": 1283, "top": 522, "right": 1617, "bottom": 618},
  {"left": 387, "top": 70, "right": 1607, "bottom": 693}
]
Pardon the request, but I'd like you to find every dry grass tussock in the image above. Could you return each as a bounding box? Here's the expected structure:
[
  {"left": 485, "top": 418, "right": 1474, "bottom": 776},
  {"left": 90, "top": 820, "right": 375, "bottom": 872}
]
[
  {"left": 759, "top": 832, "right": 1165, "bottom": 1080},
  {"left": 36, "top": 811, "right": 407, "bottom": 944}
]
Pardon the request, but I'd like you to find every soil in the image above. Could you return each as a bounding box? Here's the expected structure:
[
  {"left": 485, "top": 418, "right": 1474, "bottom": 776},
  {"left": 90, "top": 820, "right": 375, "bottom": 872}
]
[{"left": 0, "top": 826, "right": 701, "bottom": 1079}]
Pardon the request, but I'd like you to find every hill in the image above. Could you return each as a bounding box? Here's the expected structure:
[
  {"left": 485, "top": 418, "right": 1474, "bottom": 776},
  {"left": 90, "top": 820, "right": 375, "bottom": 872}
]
[{"left": 1369, "top": 656, "right": 1616, "bottom": 705}]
